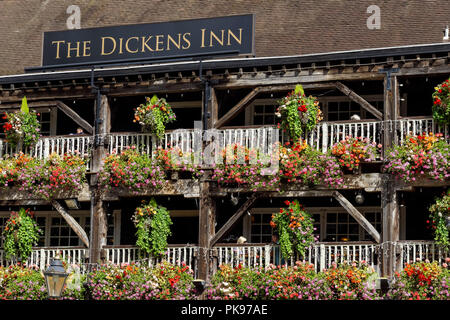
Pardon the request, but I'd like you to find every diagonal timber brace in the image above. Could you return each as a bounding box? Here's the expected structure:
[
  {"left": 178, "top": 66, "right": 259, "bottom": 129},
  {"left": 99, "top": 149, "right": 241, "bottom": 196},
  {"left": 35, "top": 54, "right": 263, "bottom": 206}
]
[
  {"left": 51, "top": 199, "right": 90, "bottom": 248},
  {"left": 332, "top": 191, "right": 381, "bottom": 243},
  {"left": 210, "top": 193, "right": 260, "bottom": 246}
]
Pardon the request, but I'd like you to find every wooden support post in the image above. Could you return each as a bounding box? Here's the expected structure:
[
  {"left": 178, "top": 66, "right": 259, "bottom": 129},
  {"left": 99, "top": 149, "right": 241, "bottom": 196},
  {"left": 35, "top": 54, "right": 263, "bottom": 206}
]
[
  {"left": 51, "top": 200, "right": 89, "bottom": 248},
  {"left": 89, "top": 94, "right": 111, "bottom": 264},
  {"left": 209, "top": 86, "right": 218, "bottom": 128},
  {"left": 381, "top": 73, "right": 400, "bottom": 278},
  {"left": 381, "top": 175, "right": 400, "bottom": 278},
  {"left": 197, "top": 178, "right": 215, "bottom": 281}
]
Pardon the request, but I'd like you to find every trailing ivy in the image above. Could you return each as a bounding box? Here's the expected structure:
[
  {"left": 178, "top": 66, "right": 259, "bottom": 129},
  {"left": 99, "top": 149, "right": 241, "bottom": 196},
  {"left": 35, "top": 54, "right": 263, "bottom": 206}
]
[
  {"left": 2, "top": 208, "right": 42, "bottom": 261},
  {"left": 133, "top": 198, "right": 173, "bottom": 257}
]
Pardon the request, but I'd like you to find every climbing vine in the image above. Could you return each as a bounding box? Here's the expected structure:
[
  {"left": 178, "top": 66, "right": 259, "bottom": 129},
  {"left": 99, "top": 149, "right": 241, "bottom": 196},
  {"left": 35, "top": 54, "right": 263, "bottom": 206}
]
[{"left": 133, "top": 198, "right": 173, "bottom": 257}]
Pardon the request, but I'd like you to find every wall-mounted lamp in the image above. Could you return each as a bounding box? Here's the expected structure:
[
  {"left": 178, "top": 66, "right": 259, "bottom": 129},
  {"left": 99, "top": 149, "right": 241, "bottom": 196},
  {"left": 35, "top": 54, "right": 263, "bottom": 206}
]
[{"left": 230, "top": 193, "right": 239, "bottom": 206}]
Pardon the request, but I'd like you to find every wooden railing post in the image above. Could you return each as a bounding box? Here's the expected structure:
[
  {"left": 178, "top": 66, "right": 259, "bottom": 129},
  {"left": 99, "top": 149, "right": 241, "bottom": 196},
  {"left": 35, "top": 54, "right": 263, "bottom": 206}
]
[{"left": 319, "top": 244, "right": 326, "bottom": 272}]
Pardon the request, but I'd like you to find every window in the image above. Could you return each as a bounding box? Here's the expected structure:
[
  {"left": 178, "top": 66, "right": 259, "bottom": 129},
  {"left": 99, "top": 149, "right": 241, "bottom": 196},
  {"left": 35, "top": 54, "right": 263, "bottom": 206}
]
[
  {"left": 326, "top": 212, "right": 360, "bottom": 241},
  {"left": 319, "top": 96, "right": 383, "bottom": 121},
  {"left": 246, "top": 210, "right": 320, "bottom": 243},
  {"left": 252, "top": 104, "right": 277, "bottom": 126},
  {"left": 250, "top": 214, "right": 273, "bottom": 243},
  {"left": 50, "top": 217, "right": 81, "bottom": 246},
  {"left": 0, "top": 211, "right": 120, "bottom": 247},
  {"left": 361, "top": 211, "right": 382, "bottom": 241}
]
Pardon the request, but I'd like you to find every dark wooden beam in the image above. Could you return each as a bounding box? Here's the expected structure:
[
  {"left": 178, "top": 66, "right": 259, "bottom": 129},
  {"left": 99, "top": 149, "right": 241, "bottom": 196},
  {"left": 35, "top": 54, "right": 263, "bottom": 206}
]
[
  {"left": 210, "top": 193, "right": 260, "bottom": 246},
  {"left": 51, "top": 200, "right": 89, "bottom": 248},
  {"left": 332, "top": 191, "right": 381, "bottom": 243},
  {"left": 334, "top": 81, "right": 383, "bottom": 120},
  {"left": 55, "top": 101, "right": 93, "bottom": 134}
]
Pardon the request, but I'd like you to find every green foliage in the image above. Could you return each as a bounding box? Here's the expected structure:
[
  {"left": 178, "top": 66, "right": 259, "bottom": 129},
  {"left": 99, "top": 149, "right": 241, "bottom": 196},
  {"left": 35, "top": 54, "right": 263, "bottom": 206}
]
[
  {"left": 429, "top": 189, "right": 450, "bottom": 247},
  {"left": 134, "top": 95, "right": 176, "bottom": 139},
  {"left": 206, "top": 262, "right": 379, "bottom": 300},
  {"left": 133, "top": 198, "right": 173, "bottom": 257},
  {"left": 1, "top": 208, "right": 42, "bottom": 261},
  {"left": 270, "top": 200, "right": 316, "bottom": 260}
]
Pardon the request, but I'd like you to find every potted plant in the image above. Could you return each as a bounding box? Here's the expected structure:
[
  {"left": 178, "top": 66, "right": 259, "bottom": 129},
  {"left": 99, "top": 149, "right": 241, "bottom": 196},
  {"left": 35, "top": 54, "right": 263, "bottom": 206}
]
[
  {"left": 2, "top": 97, "right": 41, "bottom": 149},
  {"left": 133, "top": 95, "right": 176, "bottom": 139},
  {"left": 276, "top": 85, "right": 323, "bottom": 142}
]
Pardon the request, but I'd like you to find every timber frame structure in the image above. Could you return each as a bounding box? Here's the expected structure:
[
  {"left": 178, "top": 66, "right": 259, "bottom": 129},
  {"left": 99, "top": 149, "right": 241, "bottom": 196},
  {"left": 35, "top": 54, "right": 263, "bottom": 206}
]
[{"left": 0, "top": 42, "right": 450, "bottom": 281}]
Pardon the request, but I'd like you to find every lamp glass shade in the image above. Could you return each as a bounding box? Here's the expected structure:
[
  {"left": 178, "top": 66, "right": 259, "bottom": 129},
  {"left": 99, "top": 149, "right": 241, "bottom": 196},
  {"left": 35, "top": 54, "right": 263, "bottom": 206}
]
[{"left": 44, "top": 258, "right": 68, "bottom": 298}]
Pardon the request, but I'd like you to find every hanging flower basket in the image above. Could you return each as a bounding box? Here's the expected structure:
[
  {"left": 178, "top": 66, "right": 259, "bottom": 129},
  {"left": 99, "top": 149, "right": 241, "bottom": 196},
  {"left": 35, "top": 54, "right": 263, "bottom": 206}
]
[
  {"left": 2, "top": 97, "right": 41, "bottom": 149},
  {"left": 276, "top": 85, "right": 323, "bottom": 142},
  {"left": 2, "top": 208, "right": 42, "bottom": 261},
  {"left": 133, "top": 95, "right": 176, "bottom": 139},
  {"left": 432, "top": 78, "right": 450, "bottom": 125},
  {"left": 133, "top": 198, "right": 173, "bottom": 257}
]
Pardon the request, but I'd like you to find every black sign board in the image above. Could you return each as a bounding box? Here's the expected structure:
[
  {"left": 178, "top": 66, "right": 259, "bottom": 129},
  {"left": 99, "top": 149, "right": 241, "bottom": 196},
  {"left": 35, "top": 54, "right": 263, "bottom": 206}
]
[{"left": 42, "top": 14, "right": 254, "bottom": 68}]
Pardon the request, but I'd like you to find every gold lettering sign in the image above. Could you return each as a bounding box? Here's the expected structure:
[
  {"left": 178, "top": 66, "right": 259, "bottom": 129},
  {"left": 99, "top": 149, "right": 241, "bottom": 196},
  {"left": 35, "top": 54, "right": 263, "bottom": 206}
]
[{"left": 43, "top": 15, "right": 254, "bottom": 67}]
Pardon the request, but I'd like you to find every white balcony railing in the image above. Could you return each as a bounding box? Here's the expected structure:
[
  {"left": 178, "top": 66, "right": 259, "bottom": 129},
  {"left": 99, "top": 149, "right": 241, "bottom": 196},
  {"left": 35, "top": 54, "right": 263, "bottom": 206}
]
[
  {"left": 215, "top": 242, "right": 381, "bottom": 273},
  {"left": 108, "top": 126, "right": 278, "bottom": 158},
  {"left": 394, "top": 241, "right": 450, "bottom": 270},
  {"left": 0, "top": 247, "right": 89, "bottom": 272},
  {"left": 0, "top": 135, "right": 93, "bottom": 170},
  {"left": 103, "top": 245, "right": 198, "bottom": 277}
]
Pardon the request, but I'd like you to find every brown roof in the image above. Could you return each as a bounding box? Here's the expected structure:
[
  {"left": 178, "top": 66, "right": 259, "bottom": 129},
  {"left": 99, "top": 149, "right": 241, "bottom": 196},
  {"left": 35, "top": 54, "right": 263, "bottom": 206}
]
[{"left": 0, "top": 0, "right": 449, "bottom": 75}]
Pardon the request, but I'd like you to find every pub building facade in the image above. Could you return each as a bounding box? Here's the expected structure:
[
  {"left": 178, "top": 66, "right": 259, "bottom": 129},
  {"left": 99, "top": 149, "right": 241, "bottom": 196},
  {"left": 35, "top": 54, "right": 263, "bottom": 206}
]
[{"left": 0, "top": 9, "right": 449, "bottom": 281}]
